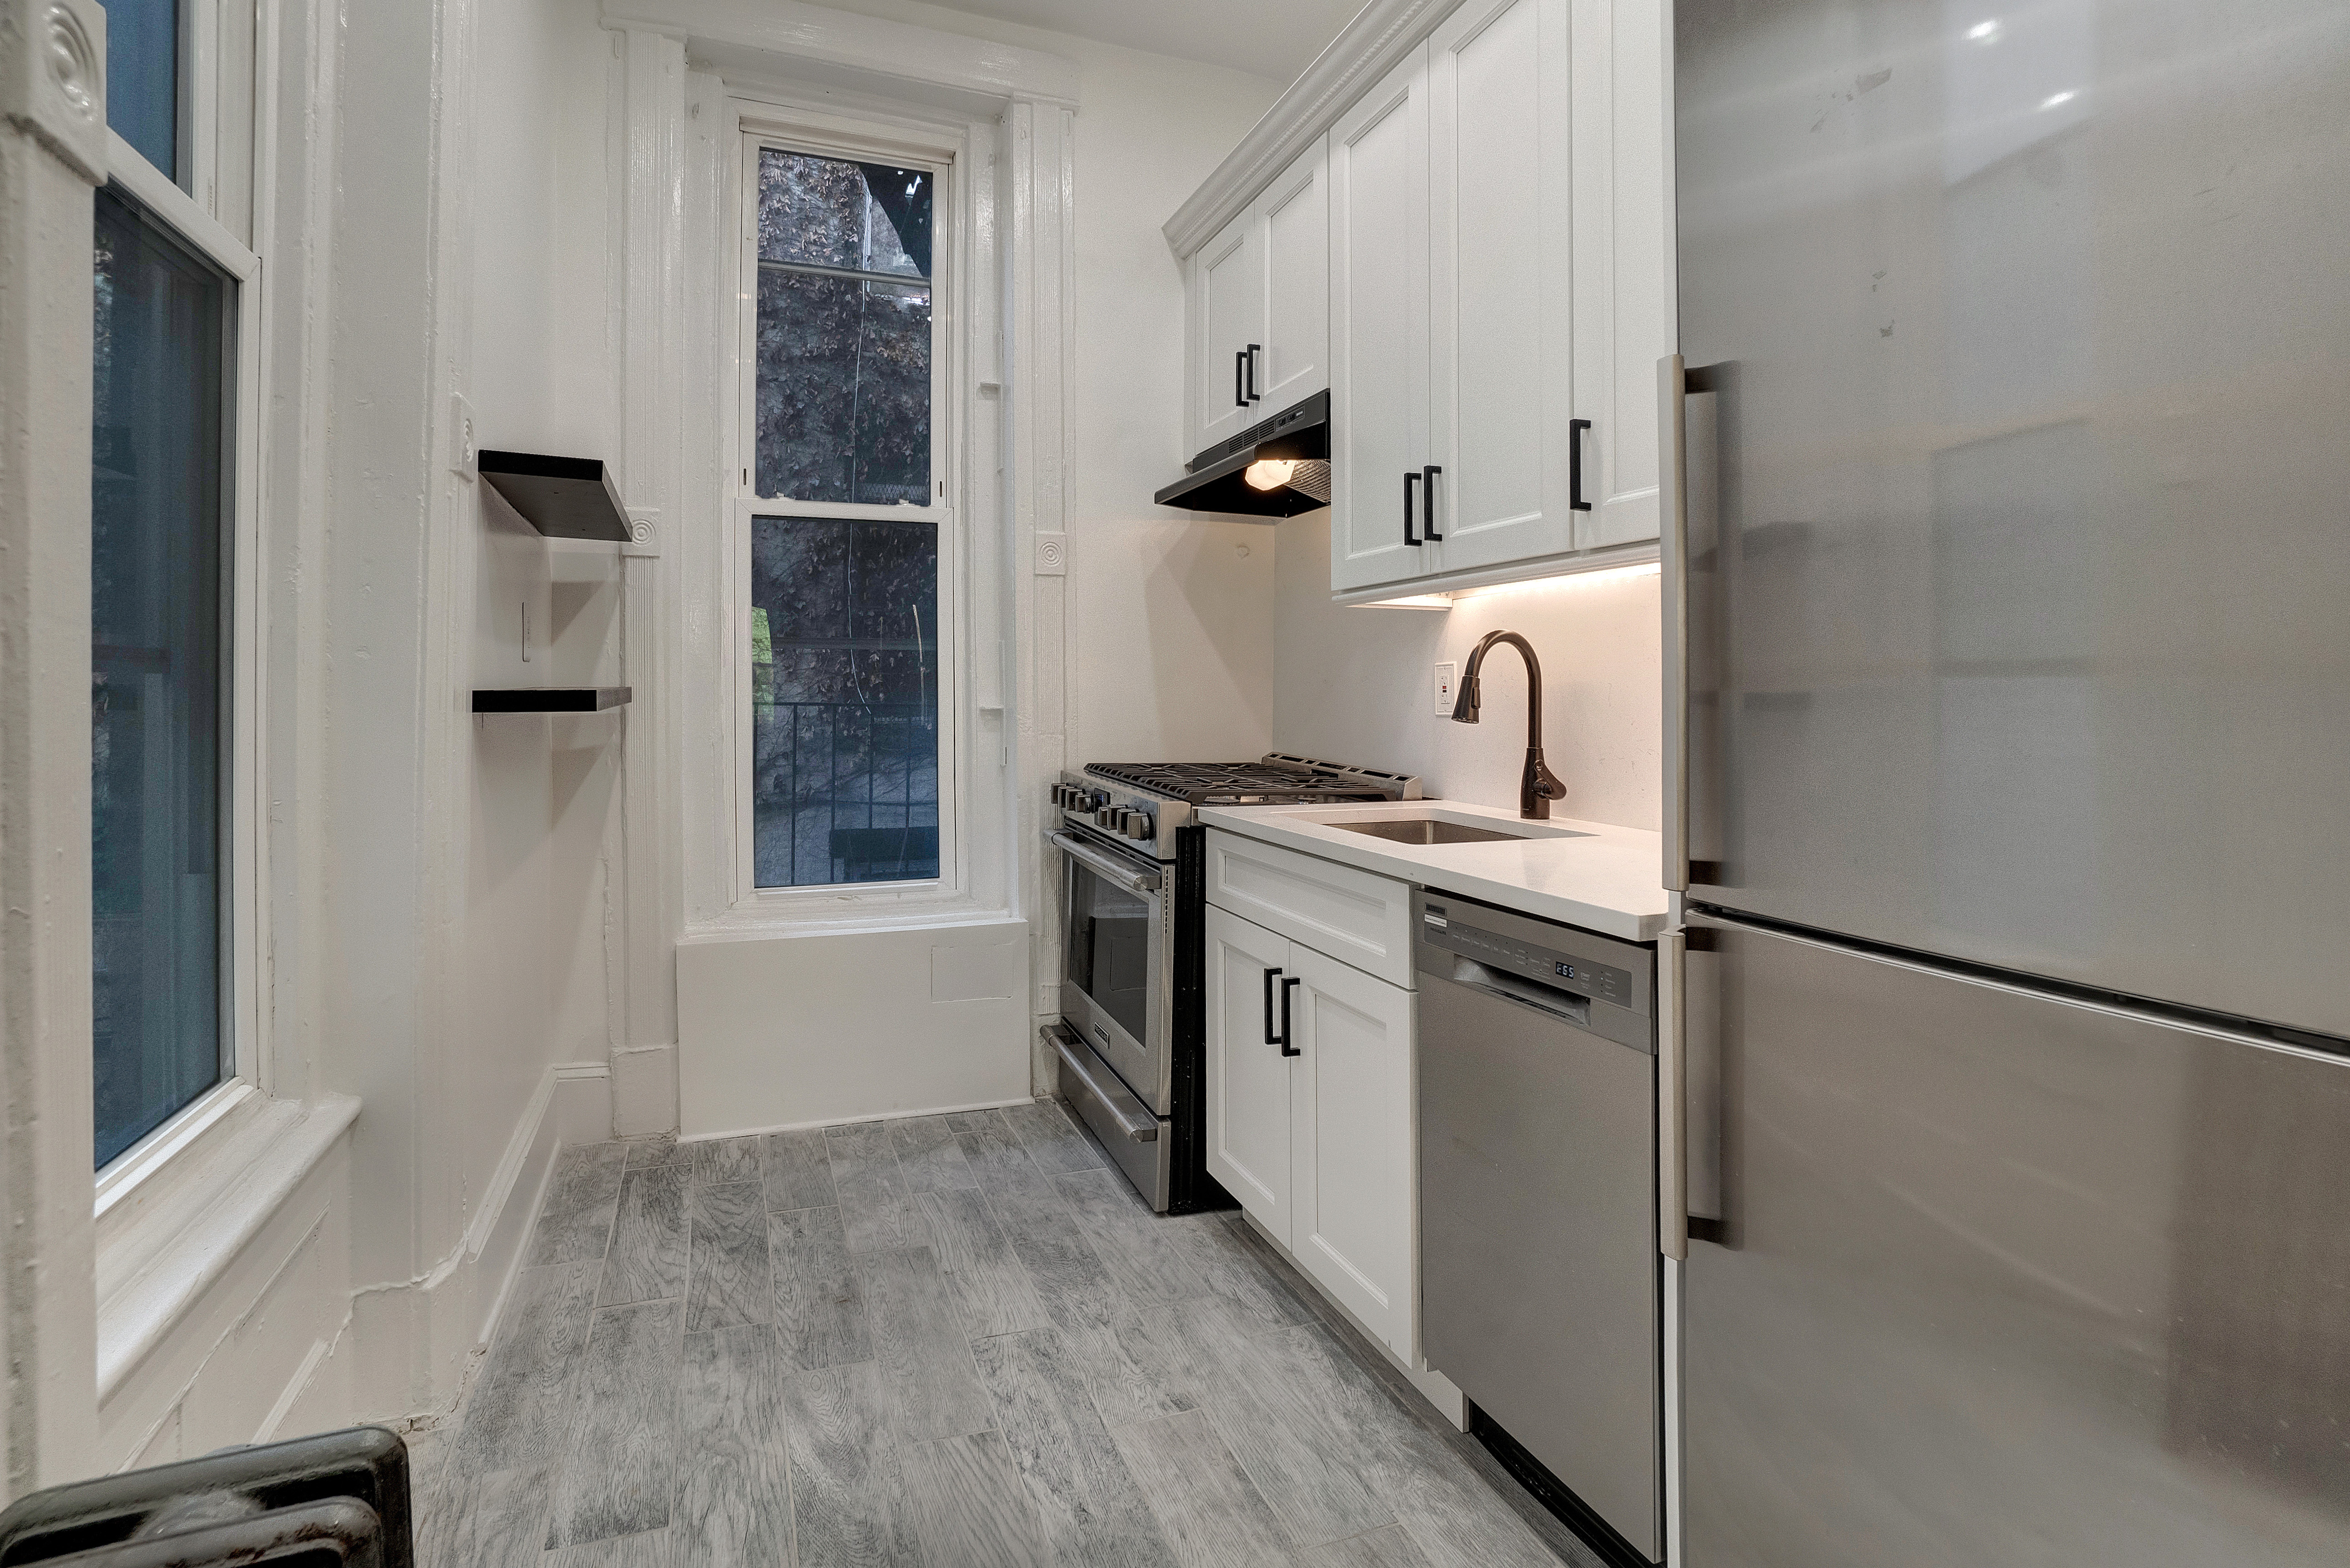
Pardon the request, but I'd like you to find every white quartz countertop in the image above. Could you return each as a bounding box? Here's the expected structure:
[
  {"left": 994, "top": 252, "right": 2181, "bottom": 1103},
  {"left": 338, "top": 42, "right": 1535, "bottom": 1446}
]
[{"left": 1195, "top": 798, "right": 1669, "bottom": 943}]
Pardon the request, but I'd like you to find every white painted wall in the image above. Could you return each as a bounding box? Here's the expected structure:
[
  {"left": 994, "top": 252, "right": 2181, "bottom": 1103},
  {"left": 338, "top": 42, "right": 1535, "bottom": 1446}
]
[
  {"left": 0, "top": 0, "right": 108, "bottom": 1494},
  {"left": 461, "top": 0, "right": 623, "bottom": 1215},
  {"left": 1057, "top": 41, "right": 1284, "bottom": 769},
  {"left": 1271, "top": 510, "right": 1662, "bottom": 832}
]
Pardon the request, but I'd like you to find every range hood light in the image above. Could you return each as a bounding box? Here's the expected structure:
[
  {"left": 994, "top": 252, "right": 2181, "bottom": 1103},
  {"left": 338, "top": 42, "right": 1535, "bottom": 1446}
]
[{"left": 1153, "top": 390, "right": 1330, "bottom": 519}]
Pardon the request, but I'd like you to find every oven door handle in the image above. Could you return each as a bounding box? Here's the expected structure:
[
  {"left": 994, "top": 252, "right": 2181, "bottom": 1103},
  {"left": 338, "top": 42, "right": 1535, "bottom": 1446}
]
[
  {"left": 1050, "top": 831, "right": 1162, "bottom": 894},
  {"left": 1049, "top": 1026, "right": 1160, "bottom": 1142}
]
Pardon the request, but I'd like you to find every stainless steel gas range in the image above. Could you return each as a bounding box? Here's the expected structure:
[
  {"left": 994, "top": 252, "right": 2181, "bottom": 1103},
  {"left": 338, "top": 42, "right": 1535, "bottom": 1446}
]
[{"left": 1044, "top": 755, "right": 1421, "bottom": 1211}]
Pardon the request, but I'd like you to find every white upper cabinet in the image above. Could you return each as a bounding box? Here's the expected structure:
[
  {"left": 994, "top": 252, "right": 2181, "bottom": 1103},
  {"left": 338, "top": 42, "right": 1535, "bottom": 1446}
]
[
  {"left": 1192, "top": 212, "right": 1265, "bottom": 455},
  {"left": 1330, "top": 50, "right": 1432, "bottom": 593},
  {"left": 1188, "top": 138, "right": 1329, "bottom": 458},
  {"left": 1425, "top": 0, "right": 1578, "bottom": 575},
  {"left": 1175, "top": 0, "right": 1669, "bottom": 587},
  {"left": 1570, "top": 0, "right": 1672, "bottom": 551},
  {"left": 1259, "top": 145, "right": 1331, "bottom": 419}
]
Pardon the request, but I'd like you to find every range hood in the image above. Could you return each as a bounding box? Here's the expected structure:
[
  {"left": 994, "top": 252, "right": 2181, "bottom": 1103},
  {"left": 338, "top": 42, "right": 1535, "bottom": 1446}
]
[{"left": 1153, "top": 391, "right": 1330, "bottom": 519}]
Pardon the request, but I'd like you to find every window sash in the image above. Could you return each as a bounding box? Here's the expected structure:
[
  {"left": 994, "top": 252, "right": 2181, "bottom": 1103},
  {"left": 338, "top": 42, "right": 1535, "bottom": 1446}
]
[
  {"left": 94, "top": 129, "right": 267, "bottom": 1177},
  {"left": 733, "top": 130, "right": 958, "bottom": 906}
]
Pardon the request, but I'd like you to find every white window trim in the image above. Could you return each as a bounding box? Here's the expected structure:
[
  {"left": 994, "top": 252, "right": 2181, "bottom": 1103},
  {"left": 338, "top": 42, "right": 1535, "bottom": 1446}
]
[
  {"left": 723, "top": 103, "right": 980, "bottom": 920},
  {"left": 639, "top": 4, "right": 1074, "bottom": 949},
  {"left": 93, "top": 128, "right": 274, "bottom": 1199}
]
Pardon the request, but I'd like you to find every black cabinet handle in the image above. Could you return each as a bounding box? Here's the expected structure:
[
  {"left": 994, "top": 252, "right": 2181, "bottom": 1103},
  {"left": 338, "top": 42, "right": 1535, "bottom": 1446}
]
[
  {"left": 1280, "top": 976, "right": 1303, "bottom": 1056},
  {"left": 1404, "top": 470, "right": 1423, "bottom": 546},
  {"left": 1245, "top": 343, "right": 1262, "bottom": 402},
  {"left": 1235, "top": 350, "right": 1249, "bottom": 408},
  {"left": 1569, "top": 418, "right": 1593, "bottom": 511},
  {"left": 1422, "top": 464, "right": 1443, "bottom": 540},
  {"left": 1262, "top": 966, "right": 1283, "bottom": 1044}
]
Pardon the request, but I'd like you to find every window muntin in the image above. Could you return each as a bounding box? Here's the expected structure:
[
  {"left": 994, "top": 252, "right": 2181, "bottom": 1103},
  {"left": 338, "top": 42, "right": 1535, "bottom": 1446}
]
[
  {"left": 90, "top": 183, "right": 233, "bottom": 1167},
  {"left": 105, "top": 0, "right": 183, "bottom": 184},
  {"left": 753, "top": 150, "right": 934, "bottom": 506}
]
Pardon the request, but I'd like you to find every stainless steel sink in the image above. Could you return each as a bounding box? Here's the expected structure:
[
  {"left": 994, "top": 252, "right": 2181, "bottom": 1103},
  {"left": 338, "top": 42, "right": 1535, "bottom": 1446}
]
[{"left": 1329, "top": 818, "right": 1528, "bottom": 845}]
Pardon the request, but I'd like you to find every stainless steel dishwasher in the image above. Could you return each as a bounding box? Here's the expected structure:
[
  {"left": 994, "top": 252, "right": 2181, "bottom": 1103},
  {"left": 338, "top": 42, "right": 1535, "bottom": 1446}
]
[{"left": 1415, "top": 889, "right": 1659, "bottom": 1567}]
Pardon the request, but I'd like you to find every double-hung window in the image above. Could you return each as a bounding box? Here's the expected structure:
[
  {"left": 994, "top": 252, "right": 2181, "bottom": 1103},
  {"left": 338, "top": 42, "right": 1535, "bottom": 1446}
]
[
  {"left": 741, "top": 141, "right": 952, "bottom": 895},
  {"left": 90, "top": 3, "right": 254, "bottom": 1168}
]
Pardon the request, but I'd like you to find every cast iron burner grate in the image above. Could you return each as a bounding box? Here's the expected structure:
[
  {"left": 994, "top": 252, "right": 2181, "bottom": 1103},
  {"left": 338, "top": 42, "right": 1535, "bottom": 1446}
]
[{"left": 1084, "top": 755, "right": 1418, "bottom": 805}]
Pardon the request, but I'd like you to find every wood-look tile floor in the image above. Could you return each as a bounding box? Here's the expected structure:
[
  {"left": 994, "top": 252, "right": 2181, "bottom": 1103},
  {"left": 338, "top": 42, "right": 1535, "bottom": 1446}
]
[{"left": 408, "top": 1103, "right": 1604, "bottom": 1568}]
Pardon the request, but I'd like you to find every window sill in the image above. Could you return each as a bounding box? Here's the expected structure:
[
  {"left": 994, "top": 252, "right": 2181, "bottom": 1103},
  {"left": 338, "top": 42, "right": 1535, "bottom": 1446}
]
[
  {"left": 95, "top": 1090, "right": 361, "bottom": 1403},
  {"left": 96, "top": 1078, "right": 259, "bottom": 1222},
  {"left": 682, "top": 900, "right": 1019, "bottom": 944}
]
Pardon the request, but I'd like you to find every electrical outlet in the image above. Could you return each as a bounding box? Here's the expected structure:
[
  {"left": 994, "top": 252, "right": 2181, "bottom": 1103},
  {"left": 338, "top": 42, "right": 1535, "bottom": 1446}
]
[
  {"left": 1434, "top": 661, "right": 1458, "bottom": 715},
  {"left": 450, "top": 393, "right": 477, "bottom": 478}
]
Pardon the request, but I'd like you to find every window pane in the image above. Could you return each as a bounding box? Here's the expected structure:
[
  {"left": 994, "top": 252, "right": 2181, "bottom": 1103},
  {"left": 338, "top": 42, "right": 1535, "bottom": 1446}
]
[
  {"left": 751, "top": 517, "right": 939, "bottom": 889},
  {"left": 756, "top": 271, "right": 931, "bottom": 504},
  {"left": 92, "top": 184, "right": 230, "bottom": 1166},
  {"left": 754, "top": 150, "right": 933, "bottom": 504},
  {"left": 758, "top": 150, "right": 931, "bottom": 278},
  {"left": 105, "top": 0, "right": 181, "bottom": 181}
]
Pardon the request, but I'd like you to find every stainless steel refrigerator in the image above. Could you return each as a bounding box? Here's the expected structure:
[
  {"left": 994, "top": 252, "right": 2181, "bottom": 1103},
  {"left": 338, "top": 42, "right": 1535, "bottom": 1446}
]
[{"left": 1660, "top": 2, "right": 2350, "bottom": 1563}]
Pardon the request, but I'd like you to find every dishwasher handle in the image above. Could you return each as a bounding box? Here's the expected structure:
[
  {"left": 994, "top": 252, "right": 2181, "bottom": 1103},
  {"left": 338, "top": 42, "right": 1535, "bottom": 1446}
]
[{"left": 1445, "top": 956, "right": 1593, "bottom": 1028}]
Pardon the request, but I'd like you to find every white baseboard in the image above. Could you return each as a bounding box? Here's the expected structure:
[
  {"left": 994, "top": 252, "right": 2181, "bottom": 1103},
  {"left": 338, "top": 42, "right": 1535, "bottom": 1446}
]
[
  {"left": 475, "top": 1063, "right": 607, "bottom": 1348},
  {"left": 343, "top": 1060, "right": 612, "bottom": 1423},
  {"left": 678, "top": 1093, "right": 1037, "bottom": 1143}
]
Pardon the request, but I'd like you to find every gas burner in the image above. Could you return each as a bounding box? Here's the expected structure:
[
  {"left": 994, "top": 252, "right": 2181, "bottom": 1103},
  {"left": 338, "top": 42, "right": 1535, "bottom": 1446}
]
[{"left": 1085, "top": 755, "right": 1421, "bottom": 806}]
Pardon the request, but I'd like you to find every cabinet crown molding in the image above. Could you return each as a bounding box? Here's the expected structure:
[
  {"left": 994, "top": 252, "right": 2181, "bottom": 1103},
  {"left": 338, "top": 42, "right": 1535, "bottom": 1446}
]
[{"left": 1163, "top": 0, "right": 1451, "bottom": 261}]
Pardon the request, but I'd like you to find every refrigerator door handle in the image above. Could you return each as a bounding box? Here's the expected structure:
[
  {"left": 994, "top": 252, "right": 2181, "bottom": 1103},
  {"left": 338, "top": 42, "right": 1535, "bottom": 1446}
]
[
  {"left": 1661, "top": 354, "right": 1725, "bottom": 893},
  {"left": 1661, "top": 928, "right": 1689, "bottom": 1260},
  {"left": 1663, "top": 923, "right": 1726, "bottom": 1260},
  {"left": 1660, "top": 356, "right": 1692, "bottom": 891}
]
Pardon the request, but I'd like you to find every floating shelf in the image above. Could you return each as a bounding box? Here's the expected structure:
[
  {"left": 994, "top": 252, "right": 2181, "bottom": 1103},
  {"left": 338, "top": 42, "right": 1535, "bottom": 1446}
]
[
  {"left": 472, "top": 687, "right": 633, "bottom": 714},
  {"left": 477, "top": 450, "right": 632, "bottom": 543}
]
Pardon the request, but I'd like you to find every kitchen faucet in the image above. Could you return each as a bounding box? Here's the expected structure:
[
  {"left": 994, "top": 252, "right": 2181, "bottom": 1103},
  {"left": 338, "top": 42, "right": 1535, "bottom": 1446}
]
[{"left": 1450, "top": 630, "right": 1567, "bottom": 819}]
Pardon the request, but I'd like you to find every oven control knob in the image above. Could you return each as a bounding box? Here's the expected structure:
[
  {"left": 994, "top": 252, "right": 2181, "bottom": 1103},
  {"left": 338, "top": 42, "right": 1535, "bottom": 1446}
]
[
  {"left": 1094, "top": 805, "right": 1114, "bottom": 828},
  {"left": 1050, "top": 785, "right": 1065, "bottom": 807},
  {"left": 1124, "top": 812, "right": 1155, "bottom": 841}
]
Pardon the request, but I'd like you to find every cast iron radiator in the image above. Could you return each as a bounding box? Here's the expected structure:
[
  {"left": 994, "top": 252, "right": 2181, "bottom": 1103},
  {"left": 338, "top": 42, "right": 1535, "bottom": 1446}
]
[{"left": 0, "top": 1427, "right": 412, "bottom": 1568}]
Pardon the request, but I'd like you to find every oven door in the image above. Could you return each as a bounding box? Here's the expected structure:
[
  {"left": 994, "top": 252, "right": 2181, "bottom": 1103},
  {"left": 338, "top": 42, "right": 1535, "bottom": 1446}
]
[{"left": 1051, "top": 828, "right": 1172, "bottom": 1114}]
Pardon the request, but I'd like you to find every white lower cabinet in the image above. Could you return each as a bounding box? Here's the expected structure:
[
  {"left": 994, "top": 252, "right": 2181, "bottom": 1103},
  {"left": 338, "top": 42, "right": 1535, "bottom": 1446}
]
[
  {"left": 1207, "top": 904, "right": 1296, "bottom": 1230},
  {"left": 1205, "top": 900, "right": 1417, "bottom": 1362}
]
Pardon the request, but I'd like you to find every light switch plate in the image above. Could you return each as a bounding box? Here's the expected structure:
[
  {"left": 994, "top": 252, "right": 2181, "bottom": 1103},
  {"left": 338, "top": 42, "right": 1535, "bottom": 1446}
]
[{"left": 1434, "top": 661, "right": 1458, "bottom": 715}]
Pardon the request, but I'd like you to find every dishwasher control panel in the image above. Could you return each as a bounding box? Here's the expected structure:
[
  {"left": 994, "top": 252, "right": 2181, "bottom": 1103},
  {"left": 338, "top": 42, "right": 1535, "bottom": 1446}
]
[
  {"left": 1414, "top": 890, "right": 1656, "bottom": 1054},
  {"left": 1419, "top": 901, "right": 1641, "bottom": 1011}
]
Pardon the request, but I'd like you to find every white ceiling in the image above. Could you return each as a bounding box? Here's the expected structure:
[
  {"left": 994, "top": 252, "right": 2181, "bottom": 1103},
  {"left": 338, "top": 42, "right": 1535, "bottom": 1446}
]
[{"left": 916, "top": 0, "right": 1366, "bottom": 82}]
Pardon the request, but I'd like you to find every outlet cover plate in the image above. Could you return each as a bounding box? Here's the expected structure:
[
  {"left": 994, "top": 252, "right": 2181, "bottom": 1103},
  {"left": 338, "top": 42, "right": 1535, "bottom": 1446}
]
[{"left": 1434, "top": 661, "right": 1458, "bottom": 715}]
